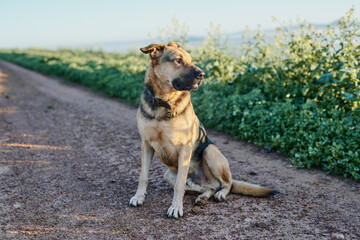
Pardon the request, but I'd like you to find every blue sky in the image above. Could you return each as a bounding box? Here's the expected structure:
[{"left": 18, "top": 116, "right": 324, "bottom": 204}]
[{"left": 0, "top": 0, "right": 358, "bottom": 49}]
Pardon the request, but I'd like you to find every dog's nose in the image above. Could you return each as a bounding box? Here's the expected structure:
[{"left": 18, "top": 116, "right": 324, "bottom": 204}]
[{"left": 197, "top": 71, "right": 205, "bottom": 79}]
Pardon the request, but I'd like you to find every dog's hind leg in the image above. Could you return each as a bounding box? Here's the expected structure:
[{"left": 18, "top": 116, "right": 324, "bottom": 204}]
[
  {"left": 202, "top": 144, "right": 232, "bottom": 202},
  {"left": 164, "top": 169, "right": 207, "bottom": 193},
  {"left": 203, "top": 145, "right": 279, "bottom": 198},
  {"left": 194, "top": 189, "right": 215, "bottom": 206},
  {"left": 165, "top": 169, "right": 215, "bottom": 206}
]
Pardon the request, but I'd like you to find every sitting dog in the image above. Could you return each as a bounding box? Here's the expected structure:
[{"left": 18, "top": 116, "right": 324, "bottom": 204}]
[{"left": 130, "top": 42, "right": 279, "bottom": 218}]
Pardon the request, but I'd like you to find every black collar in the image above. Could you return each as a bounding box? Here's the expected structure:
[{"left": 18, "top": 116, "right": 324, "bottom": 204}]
[
  {"left": 152, "top": 97, "right": 171, "bottom": 110},
  {"left": 145, "top": 85, "right": 171, "bottom": 110}
]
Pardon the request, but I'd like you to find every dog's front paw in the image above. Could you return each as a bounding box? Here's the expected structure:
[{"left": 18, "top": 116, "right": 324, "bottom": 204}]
[
  {"left": 129, "top": 193, "right": 146, "bottom": 207},
  {"left": 167, "top": 203, "right": 183, "bottom": 219}
]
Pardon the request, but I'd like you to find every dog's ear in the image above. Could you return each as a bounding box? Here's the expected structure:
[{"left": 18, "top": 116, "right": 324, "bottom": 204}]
[
  {"left": 140, "top": 44, "right": 165, "bottom": 58},
  {"left": 167, "top": 42, "right": 181, "bottom": 48}
]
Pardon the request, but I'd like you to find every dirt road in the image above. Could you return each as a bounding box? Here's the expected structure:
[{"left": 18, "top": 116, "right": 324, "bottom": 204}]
[{"left": 0, "top": 60, "right": 359, "bottom": 239}]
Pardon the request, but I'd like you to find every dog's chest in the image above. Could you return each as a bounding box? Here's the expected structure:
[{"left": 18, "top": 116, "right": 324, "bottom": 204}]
[
  {"left": 147, "top": 125, "right": 179, "bottom": 160},
  {"left": 139, "top": 119, "right": 191, "bottom": 168}
]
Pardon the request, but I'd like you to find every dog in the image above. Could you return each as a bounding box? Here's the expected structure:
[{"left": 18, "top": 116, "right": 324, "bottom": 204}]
[{"left": 129, "top": 42, "right": 279, "bottom": 218}]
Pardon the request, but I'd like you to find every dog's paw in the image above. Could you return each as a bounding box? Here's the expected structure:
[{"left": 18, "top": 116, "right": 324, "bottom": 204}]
[
  {"left": 195, "top": 195, "right": 208, "bottom": 206},
  {"left": 167, "top": 204, "right": 183, "bottom": 219},
  {"left": 214, "top": 191, "right": 226, "bottom": 202},
  {"left": 129, "top": 193, "right": 146, "bottom": 207}
]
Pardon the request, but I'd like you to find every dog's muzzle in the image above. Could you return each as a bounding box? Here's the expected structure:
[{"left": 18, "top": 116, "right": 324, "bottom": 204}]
[{"left": 172, "top": 70, "right": 205, "bottom": 91}]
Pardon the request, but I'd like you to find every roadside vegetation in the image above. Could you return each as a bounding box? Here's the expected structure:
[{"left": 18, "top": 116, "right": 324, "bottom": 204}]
[{"left": 0, "top": 9, "right": 359, "bottom": 181}]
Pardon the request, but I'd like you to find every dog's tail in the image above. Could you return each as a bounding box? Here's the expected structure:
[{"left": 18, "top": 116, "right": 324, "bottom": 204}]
[{"left": 231, "top": 180, "right": 280, "bottom": 197}]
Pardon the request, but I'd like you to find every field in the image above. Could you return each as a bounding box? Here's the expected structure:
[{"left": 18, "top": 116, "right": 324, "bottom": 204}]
[{"left": 0, "top": 9, "right": 359, "bottom": 181}]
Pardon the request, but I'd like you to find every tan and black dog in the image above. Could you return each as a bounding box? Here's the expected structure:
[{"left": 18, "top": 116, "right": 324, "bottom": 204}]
[{"left": 129, "top": 42, "right": 279, "bottom": 218}]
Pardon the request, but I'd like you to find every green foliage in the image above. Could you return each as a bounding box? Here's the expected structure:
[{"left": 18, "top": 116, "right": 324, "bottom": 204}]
[
  {"left": 153, "top": 17, "right": 190, "bottom": 47},
  {"left": 0, "top": 48, "right": 147, "bottom": 104},
  {"left": 0, "top": 8, "right": 359, "bottom": 181},
  {"left": 192, "top": 85, "right": 360, "bottom": 181},
  {"left": 194, "top": 23, "right": 240, "bottom": 83}
]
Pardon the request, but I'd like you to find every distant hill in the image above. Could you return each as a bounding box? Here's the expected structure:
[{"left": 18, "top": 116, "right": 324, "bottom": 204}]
[{"left": 82, "top": 21, "right": 340, "bottom": 52}]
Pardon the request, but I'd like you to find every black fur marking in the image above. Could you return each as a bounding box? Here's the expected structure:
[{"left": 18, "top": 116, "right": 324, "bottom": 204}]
[
  {"left": 270, "top": 189, "right": 281, "bottom": 195},
  {"left": 143, "top": 84, "right": 157, "bottom": 111},
  {"left": 140, "top": 103, "right": 155, "bottom": 120},
  {"left": 162, "top": 54, "right": 174, "bottom": 63}
]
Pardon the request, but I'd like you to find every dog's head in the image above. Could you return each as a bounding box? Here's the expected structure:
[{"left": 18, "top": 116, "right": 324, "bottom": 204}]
[{"left": 141, "top": 42, "right": 205, "bottom": 91}]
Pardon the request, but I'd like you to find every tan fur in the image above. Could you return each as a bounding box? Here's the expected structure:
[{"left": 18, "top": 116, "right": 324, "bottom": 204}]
[
  {"left": 231, "top": 180, "right": 274, "bottom": 196},
  {"left": 130, "top": 42, "right": 279, "bottom": 218}
]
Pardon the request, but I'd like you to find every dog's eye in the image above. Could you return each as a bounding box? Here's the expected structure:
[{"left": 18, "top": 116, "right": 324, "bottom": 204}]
[{"left": 175, "top": 58, "right": 183, "bottom": 64}]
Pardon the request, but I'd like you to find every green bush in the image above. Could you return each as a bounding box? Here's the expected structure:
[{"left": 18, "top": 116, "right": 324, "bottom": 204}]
[
  {"left": 0, "top": 9, "right": 359, "bottom": 181},
  {"left": 0, "top": 48, "right": 147, "bottom": 104},
  {"left": 192, "top": 84, "right": 360, "bottom": 180}
]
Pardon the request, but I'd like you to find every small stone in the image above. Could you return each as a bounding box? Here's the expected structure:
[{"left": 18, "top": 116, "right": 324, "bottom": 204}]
[
  {"left": 191, "top": 206, "right": 201, "bottom": 214},
  {"left": 13, "top": 202, "right": 22, "bottom": 209},
  {"left": 249, "top": 171, "right": 258, "bottom": 176},
  {"left": 254, "top": 222, "right": 267, "bottom": 229},
  {"left": 214, "top": 210, "right": 221, "bottom": 215},
  {"left": 244, "top": 218, "right": 251, "bottom": 223},
  {"left": 331, "top": 233, "right": 345, "bottom": 240}
]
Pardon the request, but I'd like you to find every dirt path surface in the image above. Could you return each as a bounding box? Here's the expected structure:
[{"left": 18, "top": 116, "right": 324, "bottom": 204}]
[{"left": 0, "top": 60, "right": 359, "bottom": 240}]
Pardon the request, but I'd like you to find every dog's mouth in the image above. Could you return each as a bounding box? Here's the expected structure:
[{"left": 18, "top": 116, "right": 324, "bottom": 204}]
[
  {"left": 172, "top": 78, "right": 203, "bottom": 91},
  {"left": 190, "top": 80, "right": 202, "bottom": 91}
]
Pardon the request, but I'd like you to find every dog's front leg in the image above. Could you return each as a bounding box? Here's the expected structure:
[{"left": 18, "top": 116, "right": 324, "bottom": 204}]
[
  {"left": 167, "top": 145, "right": 192, "bottom": 218},
  {"left": 129, "top": 141, "right": 154, "bottom": 206}
]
